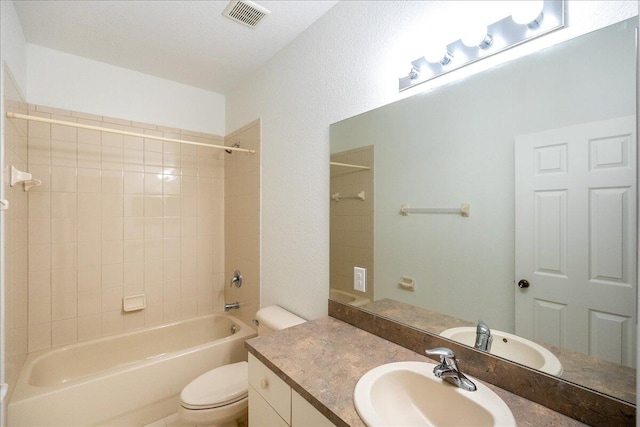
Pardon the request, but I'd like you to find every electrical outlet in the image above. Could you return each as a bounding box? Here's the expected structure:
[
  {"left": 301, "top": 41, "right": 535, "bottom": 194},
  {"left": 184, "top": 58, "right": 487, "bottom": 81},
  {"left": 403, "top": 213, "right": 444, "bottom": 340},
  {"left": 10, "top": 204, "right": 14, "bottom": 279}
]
[{"left": 354, "top": 267, "right": 367, "bottom": 292}]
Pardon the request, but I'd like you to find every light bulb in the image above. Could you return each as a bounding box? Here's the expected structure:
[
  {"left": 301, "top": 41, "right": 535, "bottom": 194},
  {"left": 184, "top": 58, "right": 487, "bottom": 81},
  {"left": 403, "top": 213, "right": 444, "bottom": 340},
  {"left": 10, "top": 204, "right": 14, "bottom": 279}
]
[
  {"left": 424, "top": 45, "right": 453, "bottom": 65},
  {"left": 460, "top": 24, "right": 493, "bottom": 49},
  {"left": 395, "top": 62, "right": 420, "bottom": 80},
  {"left": 512, "top": 0, "right": 544, "bottom": 28}
]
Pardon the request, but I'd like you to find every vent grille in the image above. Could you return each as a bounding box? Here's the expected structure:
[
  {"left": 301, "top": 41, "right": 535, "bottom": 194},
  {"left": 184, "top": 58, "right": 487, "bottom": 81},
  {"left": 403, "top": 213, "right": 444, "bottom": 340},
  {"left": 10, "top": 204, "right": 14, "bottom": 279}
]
[{"left": 222, "top": 1, "right": 270, "bottom": 28}]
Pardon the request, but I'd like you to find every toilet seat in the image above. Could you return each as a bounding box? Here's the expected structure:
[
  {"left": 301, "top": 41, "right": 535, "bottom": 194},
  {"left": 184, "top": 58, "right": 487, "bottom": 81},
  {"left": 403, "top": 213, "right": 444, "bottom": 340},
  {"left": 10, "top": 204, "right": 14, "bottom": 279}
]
[{"left": 180, "top": 361, "right": 248, "bottom": 410}]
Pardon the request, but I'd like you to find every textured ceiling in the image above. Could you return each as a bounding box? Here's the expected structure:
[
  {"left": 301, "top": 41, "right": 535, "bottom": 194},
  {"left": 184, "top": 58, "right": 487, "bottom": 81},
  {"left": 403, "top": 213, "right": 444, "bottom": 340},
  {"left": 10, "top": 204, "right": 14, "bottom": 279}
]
[{"left": 13, "top": 0, "right": 339, "bottom": 94}]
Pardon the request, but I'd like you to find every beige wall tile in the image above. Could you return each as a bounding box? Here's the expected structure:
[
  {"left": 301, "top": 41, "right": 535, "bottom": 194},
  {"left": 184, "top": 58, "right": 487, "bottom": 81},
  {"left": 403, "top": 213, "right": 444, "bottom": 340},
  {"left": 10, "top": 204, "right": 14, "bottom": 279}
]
[
  {"left": 102, "top": 132, "right": 124, "bottom": 148},
  {"left": 102, "top": 217, "right": 123, "bottom": 240},
  {"left": 123, "top": 310, "right": 145, "bottom": 331},
  {"left": 28, "top": 323, "right": 51, "bottom": 352},
  {"left": 123, "top": 217, "right": 144, "bottom": 240},
  {"left": 144, "top": 173, "right": 163, "bottom": 195},
  {"left": 21, "top": 103, "right": 237, "bottom": 350},
  {"left": 51, "top": 269, "right": 77, "bottom": 295},
  {"left": 77, "top": 168, "right": 102, "bottom": 193},
  {"left": 52, "top": 318, "right": 78, "bottom": 347},
  {"left": 52, "top": 293, "right": 77, "bottom": 321},
  {"left": 102, "top": 240, "right": 124, "bottom": 265},
  {"left": 144, "top": 196, "right": 163, "bottom": 217},
  {"left": 51, "top": 123, "right": 77, "bottom": 143},
  {"left": 78, "top": 144, "right": 101, "bottom": 169},
  {"left": 124, "top": 172, "right": 144, "bottom": 194},
  {"left": 28, "top": 296, "right": 51, "bottom": 325},
  {"left": 78, "top": 314, "right": 101, "bottom": 341},
  {"left": 102, "top": 170, "right": 123, "bottom": 194},
  {"left": 123, "top": 239, "right": 144, "bottom": 262},
  {"left": 51, "top": 192, "right": 77, "bottom": 218},
  {"left": 78, "top": 266, "right": 101, "bottom": 294},
  {"left": 101, "top": 146, "right": 123, "bottom": 171},
  {"left": 101, "top": 194, "right": 123, "bottom": 217},
  {"left": 51, "top": 218, "right": 77, "bottom": 243},
  {"left": 77, "top": 128, "right": 101, "bottom": 145},
  {"left": 102, "top": 263, "right": 123, "bottom": 289},
  {"left": 101, "top": 310, "right": 123, "bottom": 336},
  {"left": 51, "top": 140, "right": 76, "bottom": 167},
  {"left": 144, "top": 239, "right": 163, "bottom": 262},
  {"left": 124, "top": 195, "right": 144, "bottom": 217},
  {"left": 29, "top": 244, "right": 51, "bottom": 272},
  {"left": 123, "top": 149, "right": 144, "bottom": 172},
  {"left": 29, "top": 218, "right": 50, "bottom": 245}
]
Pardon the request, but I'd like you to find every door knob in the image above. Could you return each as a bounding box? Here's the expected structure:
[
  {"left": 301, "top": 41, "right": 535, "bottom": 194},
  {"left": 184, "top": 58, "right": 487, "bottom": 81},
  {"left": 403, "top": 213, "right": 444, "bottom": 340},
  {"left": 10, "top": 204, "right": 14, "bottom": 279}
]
[{"left": 518, "top": 279, "right": 530, "bottom": 288}]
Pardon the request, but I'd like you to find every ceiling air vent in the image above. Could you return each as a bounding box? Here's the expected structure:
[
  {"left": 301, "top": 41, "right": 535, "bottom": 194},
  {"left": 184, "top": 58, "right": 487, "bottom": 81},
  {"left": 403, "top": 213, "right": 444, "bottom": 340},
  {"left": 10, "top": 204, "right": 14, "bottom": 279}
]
[{"left": 222, "top": 1, "right": 271, "bottom": 28}]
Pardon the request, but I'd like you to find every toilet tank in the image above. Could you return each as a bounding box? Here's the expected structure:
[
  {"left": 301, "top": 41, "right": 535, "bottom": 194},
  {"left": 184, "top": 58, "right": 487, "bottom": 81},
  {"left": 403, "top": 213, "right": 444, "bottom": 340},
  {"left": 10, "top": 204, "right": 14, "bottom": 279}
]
[{"left": 255, "top": 305, "right": 306, "bottom": 336}]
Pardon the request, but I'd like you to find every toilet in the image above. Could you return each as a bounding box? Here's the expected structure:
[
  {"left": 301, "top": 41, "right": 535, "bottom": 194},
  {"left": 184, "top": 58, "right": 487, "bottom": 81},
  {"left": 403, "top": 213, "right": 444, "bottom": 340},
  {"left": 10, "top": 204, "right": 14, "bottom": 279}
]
[{"left": 178, "top": 305, "right": 306, "bottom": 427}]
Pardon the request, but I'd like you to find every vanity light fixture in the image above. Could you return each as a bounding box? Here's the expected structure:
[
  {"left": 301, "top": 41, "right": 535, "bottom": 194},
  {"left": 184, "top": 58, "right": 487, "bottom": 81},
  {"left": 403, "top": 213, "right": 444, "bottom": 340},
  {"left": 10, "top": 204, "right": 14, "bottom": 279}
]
[
  {"left": 511, "top": 0, "right": 545, "bottom": 29},
  {"left": 425, "top": 45, "right": 454, "bottom": 65},
  {"left": 408, "top": 65, "right": 420, "bottom": 80},
  {"left": 460, "top": 25, "right": 493, "bottom": 49},
  {"left": 399, "top": 0, "right": 565, "bottom": 91}
]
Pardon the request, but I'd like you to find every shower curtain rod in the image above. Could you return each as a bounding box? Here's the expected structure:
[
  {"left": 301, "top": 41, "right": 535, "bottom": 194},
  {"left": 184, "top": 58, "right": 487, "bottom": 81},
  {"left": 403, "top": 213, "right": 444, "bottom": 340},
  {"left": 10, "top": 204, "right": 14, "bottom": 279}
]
[
  {"left": 329, "top": 161, "right": 371, "bottom": 170},
  {"left": 5, "top": 112, "right": 255, "bottom": 154}
]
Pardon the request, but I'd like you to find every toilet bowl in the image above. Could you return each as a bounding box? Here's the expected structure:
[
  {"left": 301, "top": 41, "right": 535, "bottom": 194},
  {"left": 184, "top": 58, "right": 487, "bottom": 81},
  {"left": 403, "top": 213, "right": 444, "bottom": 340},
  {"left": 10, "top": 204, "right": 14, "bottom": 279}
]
[{"left": 178, "top": 306, "right": 305, "bottom": 426}]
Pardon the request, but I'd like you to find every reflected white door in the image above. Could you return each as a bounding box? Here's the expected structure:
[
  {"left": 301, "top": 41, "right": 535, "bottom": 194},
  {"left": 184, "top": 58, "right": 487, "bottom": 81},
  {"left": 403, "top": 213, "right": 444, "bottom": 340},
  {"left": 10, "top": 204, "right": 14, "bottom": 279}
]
[{"left": 515, "top": 116, "right": 636, "bottom": 367}]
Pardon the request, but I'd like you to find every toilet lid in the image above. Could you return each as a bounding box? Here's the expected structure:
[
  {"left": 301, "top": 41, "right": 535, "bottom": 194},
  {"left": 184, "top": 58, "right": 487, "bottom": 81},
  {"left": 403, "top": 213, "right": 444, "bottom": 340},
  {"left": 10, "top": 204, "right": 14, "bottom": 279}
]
[{"left": 180, "top": 361, "right": 248, "bottom": 409}]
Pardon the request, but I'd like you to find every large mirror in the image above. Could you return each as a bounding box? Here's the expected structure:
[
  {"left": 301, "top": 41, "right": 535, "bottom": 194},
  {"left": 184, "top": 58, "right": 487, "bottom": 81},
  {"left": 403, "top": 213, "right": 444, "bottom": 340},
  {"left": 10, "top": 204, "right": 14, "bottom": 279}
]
[{"left": 330, "top": 18, "right": 637, "bottom": 404}]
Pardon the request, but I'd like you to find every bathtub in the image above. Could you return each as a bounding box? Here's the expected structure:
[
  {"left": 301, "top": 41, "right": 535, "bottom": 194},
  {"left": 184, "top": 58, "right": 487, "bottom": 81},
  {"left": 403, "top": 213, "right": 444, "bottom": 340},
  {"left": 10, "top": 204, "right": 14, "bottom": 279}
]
[
  {"left": 329, "top": 288, "right": 371, "bottom": 307},
  {"left": 8, "top": 313, "right": 256, "bottom": 427}
]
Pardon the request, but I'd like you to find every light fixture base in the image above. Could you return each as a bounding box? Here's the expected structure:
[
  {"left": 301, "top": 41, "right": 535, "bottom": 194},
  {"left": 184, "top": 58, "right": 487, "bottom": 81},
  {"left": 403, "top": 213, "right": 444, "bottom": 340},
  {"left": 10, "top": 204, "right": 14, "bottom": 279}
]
[{"left": 399, "top": 0, "right": 565, "bottom": 91}]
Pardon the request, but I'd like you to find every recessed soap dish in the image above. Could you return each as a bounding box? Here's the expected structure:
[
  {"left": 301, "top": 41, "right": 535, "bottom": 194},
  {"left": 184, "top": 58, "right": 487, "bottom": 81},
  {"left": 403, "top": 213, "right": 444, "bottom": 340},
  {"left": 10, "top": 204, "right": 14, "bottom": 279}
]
[{"left": 123, "top": 294, "right": 146, "bottom": 312}]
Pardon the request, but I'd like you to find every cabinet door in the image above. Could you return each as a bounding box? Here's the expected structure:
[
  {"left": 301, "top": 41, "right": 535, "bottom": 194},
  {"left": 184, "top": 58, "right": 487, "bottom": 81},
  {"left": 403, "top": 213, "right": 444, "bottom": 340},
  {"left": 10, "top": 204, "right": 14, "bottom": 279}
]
[
  {"left": 248, "top": 353, "right": 292, "bottom": 424},
  {"left": 249, "top": 385, "right": 289, "bottom": 427},
  {"left": 291, "top": 390, "right": 336, "bottom": 427}
]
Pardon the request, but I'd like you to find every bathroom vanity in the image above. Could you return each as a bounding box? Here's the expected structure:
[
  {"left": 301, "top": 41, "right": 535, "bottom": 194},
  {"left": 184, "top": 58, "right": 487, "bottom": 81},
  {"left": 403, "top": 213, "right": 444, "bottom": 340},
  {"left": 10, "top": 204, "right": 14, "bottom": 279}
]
[
  {"left": 248, "top": 353, "right": 334, "bottom": 427},
  {"left": 245, "top": 316, "right": 583, "bottom": 426}
]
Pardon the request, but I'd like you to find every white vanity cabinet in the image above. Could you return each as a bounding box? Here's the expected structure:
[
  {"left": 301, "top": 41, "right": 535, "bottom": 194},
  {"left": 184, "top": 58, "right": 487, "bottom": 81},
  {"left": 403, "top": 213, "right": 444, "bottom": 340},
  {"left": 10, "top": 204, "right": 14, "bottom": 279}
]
[{"left": 248, "top": 353, "right": 335, "bottom": 427}]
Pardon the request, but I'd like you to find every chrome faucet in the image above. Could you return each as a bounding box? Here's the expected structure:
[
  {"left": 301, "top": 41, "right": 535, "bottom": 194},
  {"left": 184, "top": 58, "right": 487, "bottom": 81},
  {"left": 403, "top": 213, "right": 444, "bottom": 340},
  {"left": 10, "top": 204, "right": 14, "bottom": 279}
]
[
  {"left": 425, "top": 347, "right": 477, "bottom": 392},
  {"left": 224, "top": 302, "right": 240, "bottom": 312},
  {"left": 475, "top": 320, "right": 493, "bottom": 352}
]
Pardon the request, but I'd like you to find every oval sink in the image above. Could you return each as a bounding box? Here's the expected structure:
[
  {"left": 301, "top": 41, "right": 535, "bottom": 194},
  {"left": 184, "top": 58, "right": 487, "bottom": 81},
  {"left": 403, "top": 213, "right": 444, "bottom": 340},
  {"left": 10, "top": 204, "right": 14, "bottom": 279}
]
[
  {"left": 440, "top": 327, "right": 563, "bottom": 376},
  {"left": 354, "top": 361, "right": 516, "bottom": 427}
]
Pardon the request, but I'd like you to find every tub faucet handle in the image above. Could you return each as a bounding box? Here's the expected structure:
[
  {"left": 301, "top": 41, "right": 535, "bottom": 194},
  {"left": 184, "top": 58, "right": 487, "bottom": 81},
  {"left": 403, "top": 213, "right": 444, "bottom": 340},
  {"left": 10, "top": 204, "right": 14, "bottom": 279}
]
[{"left": 230, "top": 270, "right": 242, "bottom": 288}]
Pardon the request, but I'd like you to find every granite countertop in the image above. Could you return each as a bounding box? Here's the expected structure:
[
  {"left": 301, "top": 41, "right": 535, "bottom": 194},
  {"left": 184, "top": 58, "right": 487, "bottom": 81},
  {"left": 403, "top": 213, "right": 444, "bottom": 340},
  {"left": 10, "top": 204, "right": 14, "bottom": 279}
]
[{"left": 246, "top": 316, "right": 584, "bottom": 427}]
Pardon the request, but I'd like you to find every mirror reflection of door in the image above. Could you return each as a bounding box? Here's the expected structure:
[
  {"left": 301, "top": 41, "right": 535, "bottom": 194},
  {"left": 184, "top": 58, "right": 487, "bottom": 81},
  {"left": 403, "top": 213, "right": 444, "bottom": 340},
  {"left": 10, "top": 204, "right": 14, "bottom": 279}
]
[{"left": 515, "top": 116, "right": 636, "bottom": 367}]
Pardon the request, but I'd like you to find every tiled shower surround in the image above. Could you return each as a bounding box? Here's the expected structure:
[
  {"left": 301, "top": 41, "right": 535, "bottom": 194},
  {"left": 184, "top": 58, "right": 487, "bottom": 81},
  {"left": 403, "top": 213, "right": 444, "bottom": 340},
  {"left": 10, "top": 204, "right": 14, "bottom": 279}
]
[
  {"left": 3, "top": 68, "right": 30, "bottom": 398},
  {"left": 12, "top": 103, "right": 260, "bottom": 352}
]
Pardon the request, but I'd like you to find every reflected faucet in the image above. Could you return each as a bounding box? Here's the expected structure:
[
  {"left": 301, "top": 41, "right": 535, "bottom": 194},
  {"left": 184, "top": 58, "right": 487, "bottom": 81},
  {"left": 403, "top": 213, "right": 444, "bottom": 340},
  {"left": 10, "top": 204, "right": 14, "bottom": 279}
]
[
  {"left": 425, "top": 347, "right": 476, "bottom": 392},
  {"left": 475, "top": 320, "right": 493, "bottom": 352}
]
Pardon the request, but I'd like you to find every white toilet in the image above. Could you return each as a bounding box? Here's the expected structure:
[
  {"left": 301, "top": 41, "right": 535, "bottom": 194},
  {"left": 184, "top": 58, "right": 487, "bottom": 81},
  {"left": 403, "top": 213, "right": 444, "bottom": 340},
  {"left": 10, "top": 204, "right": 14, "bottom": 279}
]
[{"left": 178, "top": 305, "right": 306, "bottom": 427}]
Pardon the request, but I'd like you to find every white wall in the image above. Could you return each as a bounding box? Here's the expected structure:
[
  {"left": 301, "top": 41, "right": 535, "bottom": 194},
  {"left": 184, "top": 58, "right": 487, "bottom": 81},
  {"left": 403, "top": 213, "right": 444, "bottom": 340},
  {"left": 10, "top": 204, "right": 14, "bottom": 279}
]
[
  {"left": 26, "top": 45, "right": 226, "bottom": 136},
  {"left": 225, "top": 1, "right": 638, "bottom": 321},
  {"left": 1, "top": 1, "right": 27, "bottom": 95}
]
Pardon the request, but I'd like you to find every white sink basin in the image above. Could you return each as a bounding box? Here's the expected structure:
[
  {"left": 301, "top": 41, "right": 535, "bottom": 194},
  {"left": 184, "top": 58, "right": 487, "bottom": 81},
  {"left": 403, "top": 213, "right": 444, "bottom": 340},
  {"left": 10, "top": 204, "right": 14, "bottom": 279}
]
[
  {"left": 440, "top": 327, "right": 563, "bottom": 376},
  {"left": 354, "top": 361, "right": 516, "bottom": 427}
]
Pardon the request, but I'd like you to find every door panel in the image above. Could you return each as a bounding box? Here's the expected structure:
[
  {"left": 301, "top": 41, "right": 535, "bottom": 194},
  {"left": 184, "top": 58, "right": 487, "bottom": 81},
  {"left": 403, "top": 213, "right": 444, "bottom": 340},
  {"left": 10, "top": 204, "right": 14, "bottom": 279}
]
[{"left": 515, "top": 116, "right": 636, "bottom": 367}]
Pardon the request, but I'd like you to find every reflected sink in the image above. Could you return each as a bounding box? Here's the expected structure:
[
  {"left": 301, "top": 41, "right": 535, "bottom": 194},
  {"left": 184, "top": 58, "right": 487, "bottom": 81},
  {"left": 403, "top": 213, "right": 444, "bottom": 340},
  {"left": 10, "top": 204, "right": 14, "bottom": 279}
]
[
  {"left": 440, "top": 327, "right": 563, "bottom": 376},
  {"left": 354, "top": 361, "right": 516, "bottom": 427}
]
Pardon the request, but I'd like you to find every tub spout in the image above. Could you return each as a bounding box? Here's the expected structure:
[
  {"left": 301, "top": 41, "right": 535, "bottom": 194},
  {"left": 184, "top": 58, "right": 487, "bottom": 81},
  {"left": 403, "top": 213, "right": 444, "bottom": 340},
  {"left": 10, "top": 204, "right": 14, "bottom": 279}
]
[{"left": 224, "top": 302, "right": 240, "bottom": 312}]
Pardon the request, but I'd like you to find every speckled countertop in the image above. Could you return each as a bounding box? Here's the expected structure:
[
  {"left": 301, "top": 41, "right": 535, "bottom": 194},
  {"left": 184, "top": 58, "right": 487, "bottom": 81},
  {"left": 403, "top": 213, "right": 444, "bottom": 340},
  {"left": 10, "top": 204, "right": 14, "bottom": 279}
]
[
  {"left": 360, "top": 299, "right": 636, "bottom": 404},
  {"left": 246, "top": 316, "right": 584, "bottom": 427}
]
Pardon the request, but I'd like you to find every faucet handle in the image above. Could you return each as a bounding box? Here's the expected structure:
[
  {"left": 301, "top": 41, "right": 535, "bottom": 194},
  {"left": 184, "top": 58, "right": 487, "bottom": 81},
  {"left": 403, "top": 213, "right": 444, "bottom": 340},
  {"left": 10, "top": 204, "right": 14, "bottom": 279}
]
[{"left": 425, "top": 347, "right": 455, "bottom": 362}]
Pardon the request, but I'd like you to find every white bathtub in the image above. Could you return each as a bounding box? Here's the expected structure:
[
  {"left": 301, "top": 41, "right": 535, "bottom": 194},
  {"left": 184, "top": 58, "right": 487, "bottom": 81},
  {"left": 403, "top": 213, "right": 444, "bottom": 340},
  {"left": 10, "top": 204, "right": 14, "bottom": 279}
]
[{"left": 8, "top": 313, "right": 256, "bottom": 426}]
